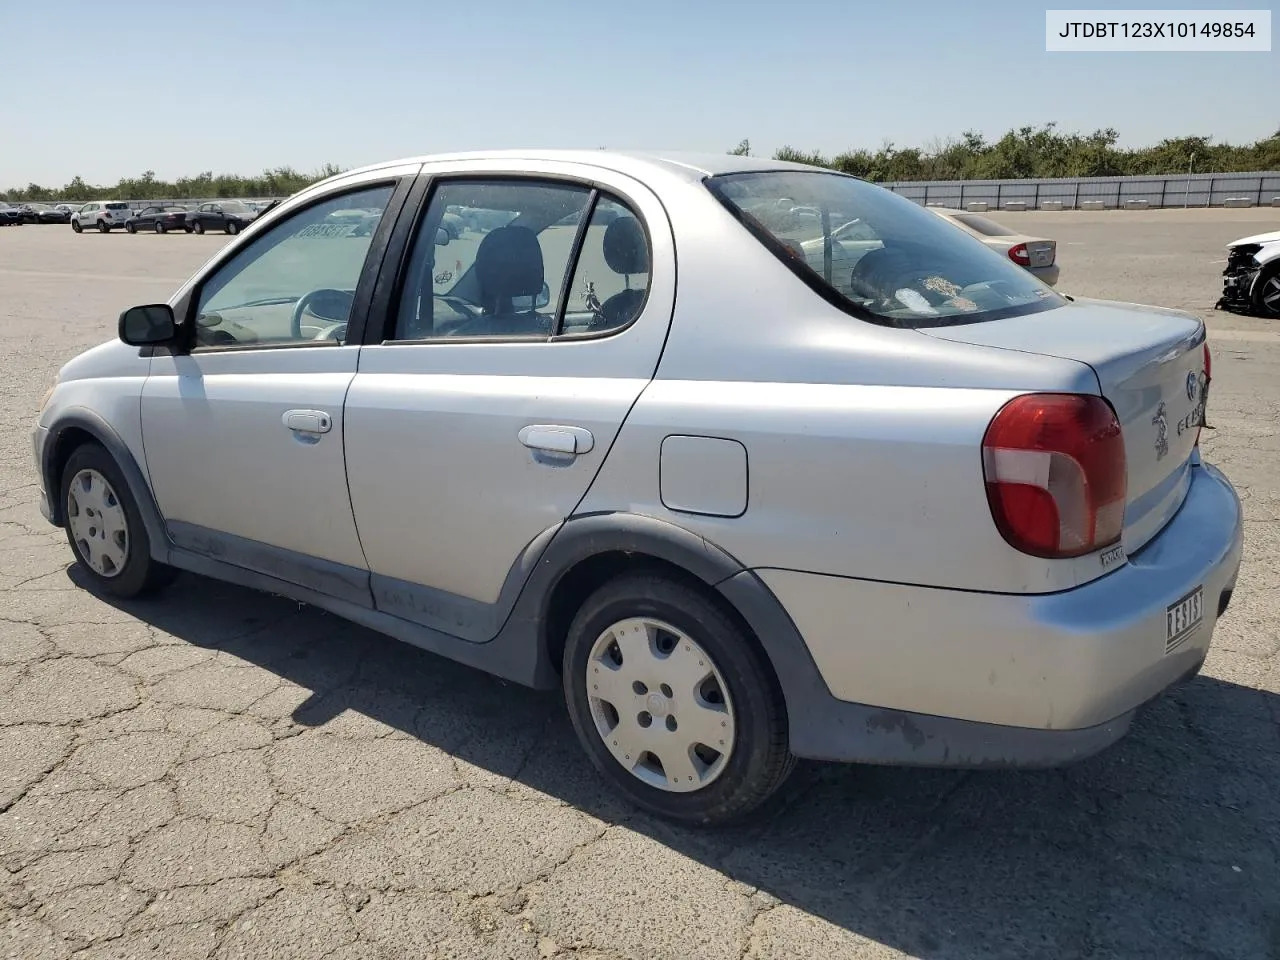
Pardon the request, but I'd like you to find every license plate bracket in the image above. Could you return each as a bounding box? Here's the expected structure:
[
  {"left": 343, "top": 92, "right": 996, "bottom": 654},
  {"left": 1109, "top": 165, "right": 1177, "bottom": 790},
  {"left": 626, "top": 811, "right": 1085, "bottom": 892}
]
[{"left": 1166, "top": 586, "right": 1204, "bottom": 654}]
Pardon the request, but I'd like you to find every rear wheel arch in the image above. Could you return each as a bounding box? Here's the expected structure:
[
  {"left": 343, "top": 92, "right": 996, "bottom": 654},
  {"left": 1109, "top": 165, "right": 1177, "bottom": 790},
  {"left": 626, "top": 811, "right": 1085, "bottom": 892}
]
[{"left": 523, "top": 515, "right": 810, "bottom": 707}]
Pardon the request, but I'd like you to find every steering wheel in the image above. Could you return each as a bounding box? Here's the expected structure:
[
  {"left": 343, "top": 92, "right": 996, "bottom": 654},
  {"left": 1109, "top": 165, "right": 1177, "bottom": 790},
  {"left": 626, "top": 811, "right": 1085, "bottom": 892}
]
[{"left": 291, "top": 288, "right": 355, "bottom": 339}]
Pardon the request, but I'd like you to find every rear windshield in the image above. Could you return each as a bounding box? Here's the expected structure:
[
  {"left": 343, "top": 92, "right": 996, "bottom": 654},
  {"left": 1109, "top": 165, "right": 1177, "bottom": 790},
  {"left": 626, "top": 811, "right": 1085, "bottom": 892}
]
[
  {"left": 948, "top": 212, "right": 1015, "bottom": 237},
  {"left": 105, "top": 202, "right": 129, "bottom": 210},
  {"left": 706, "top": 171, "right": 1064, "bottom": 328}
]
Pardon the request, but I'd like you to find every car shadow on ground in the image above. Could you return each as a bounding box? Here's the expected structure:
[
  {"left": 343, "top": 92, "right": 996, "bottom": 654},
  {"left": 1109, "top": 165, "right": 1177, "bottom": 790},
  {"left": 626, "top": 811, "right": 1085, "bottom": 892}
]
[{"left": 72, "top": 565, "right": 1280, "bottom": 960}]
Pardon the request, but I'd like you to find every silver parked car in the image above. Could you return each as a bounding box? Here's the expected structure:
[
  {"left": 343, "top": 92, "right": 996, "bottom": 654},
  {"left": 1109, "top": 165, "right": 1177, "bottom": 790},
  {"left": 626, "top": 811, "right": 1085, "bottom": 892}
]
[
  {"left": 32, "top": 151, "right": 1242, "bottom": 825},
  {"left": 927, "top": 207, "right": 1060, "bottom": 286}
]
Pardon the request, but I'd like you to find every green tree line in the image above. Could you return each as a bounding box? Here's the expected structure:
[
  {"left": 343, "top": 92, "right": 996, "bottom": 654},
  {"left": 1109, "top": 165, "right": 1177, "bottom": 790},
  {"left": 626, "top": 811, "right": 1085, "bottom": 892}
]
[
  {"left": 731, "top": 125, "right": 1280, "bottom": 181},
  {"left": 7, "top": 126, "right": 1279, "bottom": 201},
  {"left": 2, "top": 164, "right": 344, "bottom": 203}
]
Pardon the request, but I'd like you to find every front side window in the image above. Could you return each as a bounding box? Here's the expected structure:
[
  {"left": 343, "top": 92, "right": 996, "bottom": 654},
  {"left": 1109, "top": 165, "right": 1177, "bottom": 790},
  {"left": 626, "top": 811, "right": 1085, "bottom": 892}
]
[
  {"left": 193, "top": 183, "right": 394, "bottom": 349},
  {"left": 707, "top": 171, "right": 1064, "bottom": 328}
]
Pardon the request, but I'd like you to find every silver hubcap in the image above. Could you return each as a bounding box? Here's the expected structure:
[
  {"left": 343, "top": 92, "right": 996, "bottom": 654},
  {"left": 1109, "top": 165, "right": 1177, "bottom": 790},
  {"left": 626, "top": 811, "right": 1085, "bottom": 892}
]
[
  {"left": 66, "top": 469, "right": 128, "bottom": 578},
  {"left": 1263, "top": 276, "right": 1280, "bottom": 310},
  {"left": 586, "top": 617, "right": 736, "bottom": 793}
]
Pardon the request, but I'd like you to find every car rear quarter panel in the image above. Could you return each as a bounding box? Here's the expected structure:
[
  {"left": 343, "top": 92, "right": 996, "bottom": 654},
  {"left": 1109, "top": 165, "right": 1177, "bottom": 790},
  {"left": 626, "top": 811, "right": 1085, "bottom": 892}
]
[{"left": 577, "top": 180, "right": 1117, "bottom": 594}]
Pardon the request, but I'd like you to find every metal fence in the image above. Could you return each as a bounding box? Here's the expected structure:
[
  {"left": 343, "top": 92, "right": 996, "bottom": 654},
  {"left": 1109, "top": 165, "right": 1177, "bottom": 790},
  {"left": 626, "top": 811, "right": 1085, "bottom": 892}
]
[{"left": 882, "top": 171, "right": 1280, "bottom": 210}]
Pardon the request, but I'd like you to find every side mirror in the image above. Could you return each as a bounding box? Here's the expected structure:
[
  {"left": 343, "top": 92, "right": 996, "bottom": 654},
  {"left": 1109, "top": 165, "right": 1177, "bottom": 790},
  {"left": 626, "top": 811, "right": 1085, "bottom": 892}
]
[
  {"left": 434, "top": 227, "right": 449, "bottom": 246},
  {"left": 119, "top": 304, "right": 177, "bottom": 346},
  {"left": 535, "top": 281, "right": 551, "bottom": 309}
]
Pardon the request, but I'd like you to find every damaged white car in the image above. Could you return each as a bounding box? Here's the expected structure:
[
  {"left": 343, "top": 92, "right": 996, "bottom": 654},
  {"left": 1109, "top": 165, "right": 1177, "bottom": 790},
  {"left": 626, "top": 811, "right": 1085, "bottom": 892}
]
[{"left": 1218, "top": 228, "right": 1280, "bottom": 318}]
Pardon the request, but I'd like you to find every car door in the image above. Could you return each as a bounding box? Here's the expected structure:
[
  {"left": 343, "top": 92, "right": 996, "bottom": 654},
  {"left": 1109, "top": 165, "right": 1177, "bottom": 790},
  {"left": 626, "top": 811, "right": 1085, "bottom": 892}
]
[
  {"left": 139, "top": 167, "right": 416, "bottom": 603},
  {"left": 343, "top": 163, "right": 675, "bottom": 641}
]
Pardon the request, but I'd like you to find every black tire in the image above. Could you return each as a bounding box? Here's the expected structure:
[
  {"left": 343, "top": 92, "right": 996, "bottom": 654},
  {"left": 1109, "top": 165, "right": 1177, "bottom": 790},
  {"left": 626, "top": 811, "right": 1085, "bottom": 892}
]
[
  {"left": 155, "top": 221, "right": 165, "bottom": 234},
  {"left": 562, "top": 572, "right": 795, "bottom": 826},
  {"left": 71, "top": 220, "right": 82, "bottom": 233},
  {"left": 192, "top": 221, "right": 204, "bottom": 235},
  {"left": 125, "top": 221, "right": 136, "bottom": 234},
  {"left": 97, "top": 220, "right": 110, "bottom": 233},
  {"left": 1252, "top": 263, "right": 1280, "bottom": 319},
  {"left": 59, "top": 444, "right": 178, "bottom": 600},
  {"left": 226, "top": 221, "right": 239, "bottom": 235}
]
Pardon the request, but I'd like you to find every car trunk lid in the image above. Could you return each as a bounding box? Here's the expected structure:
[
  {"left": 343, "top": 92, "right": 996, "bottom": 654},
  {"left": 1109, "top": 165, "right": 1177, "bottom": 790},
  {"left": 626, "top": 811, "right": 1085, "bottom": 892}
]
[
  {"left": 920, "top": 298, "right": 1207, "bottom": 553},
  {"left": 1025, "top": 239, "right": 1056, "bottom": 267}
]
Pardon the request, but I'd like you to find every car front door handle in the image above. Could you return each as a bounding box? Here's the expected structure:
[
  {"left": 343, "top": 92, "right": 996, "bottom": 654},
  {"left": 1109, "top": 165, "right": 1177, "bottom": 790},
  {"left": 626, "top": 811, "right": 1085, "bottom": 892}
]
[
  {"left": 282, "top": 409, "right": 332, "bottom": 435},
  {"left": 518, "top": 424, "right": 594, "bottom": 457}
]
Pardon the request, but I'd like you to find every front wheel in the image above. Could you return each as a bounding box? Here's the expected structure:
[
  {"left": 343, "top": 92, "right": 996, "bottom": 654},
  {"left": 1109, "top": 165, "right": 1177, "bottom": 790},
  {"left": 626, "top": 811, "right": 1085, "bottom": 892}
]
[
  {"left": 71, "top": 220, "right": 82, "bottom": 233},
  {"left": 562, "top": 573, "right": 794, "bottom": 826},
  {"left": 60, "top": 444, "right": 178, "bottom": 600},
  {"left": 125, "top": 221, "right": 136, "bottom": 234},
  {"left": 192, "top": 221, "right": 204, "bottom": 235},
  {"left": 1253, "top": 263, "right": 1280, "bottom": 319},
  {"left": 226, "top": 221, "right": 239, "bottom": 235}
]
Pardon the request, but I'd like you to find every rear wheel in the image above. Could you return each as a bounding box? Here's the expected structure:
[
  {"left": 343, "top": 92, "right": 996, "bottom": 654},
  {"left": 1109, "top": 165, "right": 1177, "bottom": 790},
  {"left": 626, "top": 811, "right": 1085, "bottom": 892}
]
[
  {"left": 155, "top": 221, "right": 166, "bottom": 234},
  {"left": 1253, "top": 263, "right": 1280, "bottom": 319},
  {"left": 97, "top": 220, "right": 110, "bottom": 233},
  {"left": 562, "top": 573, "right": 794, "bottom": 826},
  {"left": 60, "top": 444, "right": 178, "bottom": 599}
]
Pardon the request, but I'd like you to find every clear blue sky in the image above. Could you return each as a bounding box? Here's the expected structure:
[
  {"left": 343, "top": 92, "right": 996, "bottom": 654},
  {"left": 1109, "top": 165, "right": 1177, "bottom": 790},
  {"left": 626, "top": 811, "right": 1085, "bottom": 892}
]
[{"left": 1, "top": 0, "right": 1275, "bottom": 187}]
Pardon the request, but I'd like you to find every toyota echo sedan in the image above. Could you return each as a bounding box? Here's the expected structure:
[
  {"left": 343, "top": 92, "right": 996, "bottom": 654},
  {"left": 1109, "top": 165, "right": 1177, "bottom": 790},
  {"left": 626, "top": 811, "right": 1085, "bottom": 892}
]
[{"left": 32, "top": 151, "right": 1242, "bottom": 825}]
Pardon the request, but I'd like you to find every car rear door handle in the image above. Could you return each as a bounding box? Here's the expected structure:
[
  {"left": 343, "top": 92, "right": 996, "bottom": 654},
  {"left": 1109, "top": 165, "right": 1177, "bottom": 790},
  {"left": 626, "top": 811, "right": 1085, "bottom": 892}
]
[
  {"left": 282, "top": 409, "right": 332, "bottom": 434},
  {"left": 518, "top": 424, "right": 594, "bottom": 456}
]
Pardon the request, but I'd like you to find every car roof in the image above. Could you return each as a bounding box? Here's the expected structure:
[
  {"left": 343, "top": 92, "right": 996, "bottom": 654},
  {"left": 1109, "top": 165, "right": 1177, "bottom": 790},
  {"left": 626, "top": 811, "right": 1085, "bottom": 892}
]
[{"left": 325, "top": 149, "right": 839, "bottom": 186}]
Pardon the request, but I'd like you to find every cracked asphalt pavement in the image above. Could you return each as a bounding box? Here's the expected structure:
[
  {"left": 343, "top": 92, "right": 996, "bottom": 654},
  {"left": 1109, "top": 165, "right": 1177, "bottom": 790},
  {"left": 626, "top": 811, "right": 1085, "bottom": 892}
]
[{"left": 1, "top": 208, "right": 1278, "bottom": 959}]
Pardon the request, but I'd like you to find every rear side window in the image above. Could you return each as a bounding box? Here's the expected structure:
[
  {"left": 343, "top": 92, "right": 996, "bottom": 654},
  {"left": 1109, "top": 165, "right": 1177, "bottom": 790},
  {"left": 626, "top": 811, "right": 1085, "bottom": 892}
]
[
  {"left": 560, "top": 197, "right": 650, "bottom": 337},
  {"left": 707, "top": 171, "right": 1064, "bottom": 329},
  {"left": 105, "top": 202, "right": 129, "bottom": 210},
  {"left": 391, "top": 179, "right": 650, "bottom": 342}
]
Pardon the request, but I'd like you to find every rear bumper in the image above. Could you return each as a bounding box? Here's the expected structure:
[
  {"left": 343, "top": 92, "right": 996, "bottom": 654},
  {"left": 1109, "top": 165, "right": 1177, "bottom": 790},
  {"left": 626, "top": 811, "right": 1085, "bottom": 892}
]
[
  {"left": 1029, "top": 263, "right": 1060, "bottom": 286},
  {"left": 760, "top": 458, "right": 1243, "bottom": 766}
]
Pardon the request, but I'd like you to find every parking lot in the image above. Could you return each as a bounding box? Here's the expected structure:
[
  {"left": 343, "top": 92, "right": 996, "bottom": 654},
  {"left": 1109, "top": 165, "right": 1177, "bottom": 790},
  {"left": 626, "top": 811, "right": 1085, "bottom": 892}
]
[{"left": 1, "top": 208, "right": 1278, "bottom": 960}]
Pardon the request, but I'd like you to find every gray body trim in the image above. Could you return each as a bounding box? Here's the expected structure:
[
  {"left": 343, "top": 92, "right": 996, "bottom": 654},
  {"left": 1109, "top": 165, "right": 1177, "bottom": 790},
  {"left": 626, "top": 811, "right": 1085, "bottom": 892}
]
[{"left": 167, "top": 520, "right": 372, "bottom": 608}]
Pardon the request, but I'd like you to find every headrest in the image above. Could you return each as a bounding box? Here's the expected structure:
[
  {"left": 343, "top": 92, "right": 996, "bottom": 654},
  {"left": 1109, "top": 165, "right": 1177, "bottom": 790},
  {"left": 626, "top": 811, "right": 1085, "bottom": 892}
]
[
  {"left": 476, "top": 225, "right": 545, "bottom": 306},
  {"left": 603, "top": 217, "right": 648, "bottom": 275}
]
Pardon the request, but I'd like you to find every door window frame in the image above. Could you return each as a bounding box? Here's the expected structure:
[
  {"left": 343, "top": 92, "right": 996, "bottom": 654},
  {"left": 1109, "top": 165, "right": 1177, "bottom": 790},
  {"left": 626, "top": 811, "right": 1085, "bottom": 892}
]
[
  {"left": 363, "top": 171, "right": 653, "bottom": 346},
  {"left": 168, "top": 175, "right": 415, "bottom": 356}
]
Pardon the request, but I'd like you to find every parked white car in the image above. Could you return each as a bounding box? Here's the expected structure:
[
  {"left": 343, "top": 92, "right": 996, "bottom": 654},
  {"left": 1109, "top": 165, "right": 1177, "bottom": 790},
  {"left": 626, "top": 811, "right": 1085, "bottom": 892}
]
[
  {"left": 1218, "top": 228, "right": 1280, "bottom": 317},
  {"left": 33, "top": 151, "right": 1242, "bottom": 825},
  {"left": 70, "top": 200, "right": 134, "bottom": 233}
]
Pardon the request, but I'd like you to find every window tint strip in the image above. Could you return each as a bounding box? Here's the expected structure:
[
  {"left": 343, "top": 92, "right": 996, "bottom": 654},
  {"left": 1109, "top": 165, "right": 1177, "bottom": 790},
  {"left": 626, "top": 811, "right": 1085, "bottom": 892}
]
[{"left": 552, "top": 189, "right": 599, "bottom": 337}]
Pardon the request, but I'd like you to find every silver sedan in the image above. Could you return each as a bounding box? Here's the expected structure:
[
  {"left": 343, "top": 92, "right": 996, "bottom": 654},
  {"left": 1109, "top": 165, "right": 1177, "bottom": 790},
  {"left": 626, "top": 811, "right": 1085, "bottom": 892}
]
[{"left": 32, "top": 150, "right": 1241, "bottom": 825}]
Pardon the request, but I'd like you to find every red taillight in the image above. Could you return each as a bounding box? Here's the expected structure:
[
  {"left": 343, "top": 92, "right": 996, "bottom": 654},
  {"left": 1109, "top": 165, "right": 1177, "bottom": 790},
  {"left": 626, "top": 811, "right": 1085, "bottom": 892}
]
[
  {"left": 1196, "top": 341, "right": 1212, "bottom": 447},
  {"left": 982, "top": 394, "right": 1127, "bottom": 559},
  {"left": 1008, "top": 244, "right": 1030, "bottom": 266}
]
